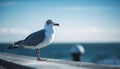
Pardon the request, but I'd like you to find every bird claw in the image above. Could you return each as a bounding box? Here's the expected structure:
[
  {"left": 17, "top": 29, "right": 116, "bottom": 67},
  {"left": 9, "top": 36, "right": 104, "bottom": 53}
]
[{"left": 37, "top": 58, "right": 47, "bottom": 61}]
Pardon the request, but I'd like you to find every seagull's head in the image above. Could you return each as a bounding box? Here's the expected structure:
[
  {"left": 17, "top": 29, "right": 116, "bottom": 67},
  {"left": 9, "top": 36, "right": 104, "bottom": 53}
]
[{"left": 45, "top": 20, "right": 59, "bottom": 28}]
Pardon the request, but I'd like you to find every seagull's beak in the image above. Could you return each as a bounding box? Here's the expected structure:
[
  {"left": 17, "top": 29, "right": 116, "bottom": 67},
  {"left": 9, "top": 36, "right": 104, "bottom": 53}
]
[{"left": 54, "top": 23, "right": 60, "bottom": 26}]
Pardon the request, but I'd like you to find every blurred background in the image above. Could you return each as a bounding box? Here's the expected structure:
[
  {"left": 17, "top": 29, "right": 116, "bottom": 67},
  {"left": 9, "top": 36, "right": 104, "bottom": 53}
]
[{"left": 0, "top": 0, "right": 120, "bottom": 66}]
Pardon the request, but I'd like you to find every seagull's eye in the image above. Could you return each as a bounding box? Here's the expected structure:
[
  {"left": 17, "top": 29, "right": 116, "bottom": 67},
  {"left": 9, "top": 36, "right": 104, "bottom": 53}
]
[{"left": 47, "top": 20, "right": 52, "bottom": 25}]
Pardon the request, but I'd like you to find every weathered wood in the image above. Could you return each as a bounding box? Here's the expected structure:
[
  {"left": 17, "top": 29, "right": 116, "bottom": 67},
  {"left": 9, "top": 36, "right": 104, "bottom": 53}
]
[{"left": 0, "top": 53, "right": 120, "bottom": 69}]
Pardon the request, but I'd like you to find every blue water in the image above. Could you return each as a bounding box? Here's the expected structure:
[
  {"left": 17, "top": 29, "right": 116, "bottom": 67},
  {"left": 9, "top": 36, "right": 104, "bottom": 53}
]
[{"left": 0, "top": 43, "right": 120, "bottom": 65}]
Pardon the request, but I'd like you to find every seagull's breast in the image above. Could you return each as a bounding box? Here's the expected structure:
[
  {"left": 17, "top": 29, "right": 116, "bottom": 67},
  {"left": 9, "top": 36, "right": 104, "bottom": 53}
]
[
  {"left": 36, "top": 29, "right": 55, "bottom": 49},
  {"left": 45, "top": 30, "right": 55, "bottom": 43}
]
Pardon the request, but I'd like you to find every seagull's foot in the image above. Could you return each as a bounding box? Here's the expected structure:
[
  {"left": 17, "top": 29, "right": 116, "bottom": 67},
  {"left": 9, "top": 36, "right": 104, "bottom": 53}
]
[{"left": 37, "top": 58, "right": 47, "bottom": 61}]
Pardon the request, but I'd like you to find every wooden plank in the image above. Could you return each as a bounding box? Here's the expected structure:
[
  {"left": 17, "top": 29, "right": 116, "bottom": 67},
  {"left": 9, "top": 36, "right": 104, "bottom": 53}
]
[{"left": 0, "top": 53, "right": 120, "bottom": 69}]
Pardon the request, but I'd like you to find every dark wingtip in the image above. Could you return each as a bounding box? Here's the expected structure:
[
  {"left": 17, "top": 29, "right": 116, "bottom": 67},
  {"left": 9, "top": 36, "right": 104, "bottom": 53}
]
[
  {"left": 6, "top": 44, "right": 19, "bottom": 50},
  {"left": 6, "top": 45, "right": 13, "bottom": 50}
]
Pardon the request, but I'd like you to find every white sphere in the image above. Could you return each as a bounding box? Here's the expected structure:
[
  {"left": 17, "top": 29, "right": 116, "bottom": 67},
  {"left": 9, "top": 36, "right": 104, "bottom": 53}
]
[{"left": 70, "top": 45, "right": 85, "bottom": 54}]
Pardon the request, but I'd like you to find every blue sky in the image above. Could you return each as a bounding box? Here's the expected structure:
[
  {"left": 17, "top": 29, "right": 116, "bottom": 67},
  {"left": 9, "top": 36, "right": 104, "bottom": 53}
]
[{"left": 0, "top": 0, "right": 120, "bottom": 43}]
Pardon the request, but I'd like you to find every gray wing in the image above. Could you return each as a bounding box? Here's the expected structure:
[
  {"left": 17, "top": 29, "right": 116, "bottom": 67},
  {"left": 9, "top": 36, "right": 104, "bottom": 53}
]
[{"left": 18, "top": 29, "right": 46, "bottom": 46}]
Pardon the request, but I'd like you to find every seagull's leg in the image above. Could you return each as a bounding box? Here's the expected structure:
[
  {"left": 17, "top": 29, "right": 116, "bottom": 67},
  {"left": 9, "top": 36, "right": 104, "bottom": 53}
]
[
  {"left": 36, "top": 49, "right": 47, "bottom": 61},
  {"left": 36, "top": 49, "right": 40, "bottom": 61}
]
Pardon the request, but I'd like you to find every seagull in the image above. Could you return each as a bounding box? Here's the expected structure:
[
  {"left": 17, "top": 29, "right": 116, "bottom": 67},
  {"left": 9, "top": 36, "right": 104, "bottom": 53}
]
[{"left": 7, "top": 19, "right": 59, "bottom": 61}]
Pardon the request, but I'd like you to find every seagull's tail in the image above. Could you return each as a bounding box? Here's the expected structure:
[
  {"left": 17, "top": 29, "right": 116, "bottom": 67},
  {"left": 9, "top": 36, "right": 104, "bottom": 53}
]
[
  {"left": 6, "top": 44, "right": 19, "bottom": 49},
  {"left": 6, "top": 42, "right": 20, "bottom": 49}
]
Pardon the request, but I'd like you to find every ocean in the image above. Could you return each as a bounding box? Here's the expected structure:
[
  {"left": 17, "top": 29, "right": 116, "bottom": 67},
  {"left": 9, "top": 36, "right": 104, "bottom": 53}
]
[{"left": 0, "top": 43, "right": 120, "bottom": 66}]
